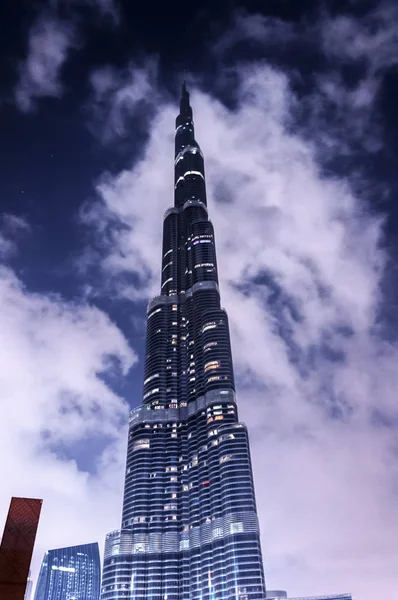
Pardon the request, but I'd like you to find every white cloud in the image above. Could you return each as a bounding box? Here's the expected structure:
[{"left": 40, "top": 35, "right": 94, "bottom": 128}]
[
  {"left": 88, "top": 59, "right": 159, "bottom": 142},
  {"left": 213, "top": 3, "right": 398, "bottom": 161},
  {"left": 0, "top": 214, "right": 31, "bottom": 258},
  {"left": 0, "top": 262, "right": 136, "bottom": 586},
  {"left": 15, "top": 15, "right": 78, "bottom": 112},
  {"left": 321, "top": 2, "right": 398, "bottom": 72},
  {"left": 14, "top": 0, "right": 120, "bottom": 112},
  {"left": 82, "top": 58, "right": 398, "bottom": 598}
]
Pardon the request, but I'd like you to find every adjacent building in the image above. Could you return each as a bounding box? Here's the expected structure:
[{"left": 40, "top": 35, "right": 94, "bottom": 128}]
[
  {"left": 0, "top": 496, "right": 42, "bottom": 600},
  {"left": 34, "top": 542, "right": 100, "bottom": 600},
  {"left": 266, "top": 591, "right": 352, "bottom": 600},
  {"left": 100, "top": 84, "right": 267, "bottom": 600}
]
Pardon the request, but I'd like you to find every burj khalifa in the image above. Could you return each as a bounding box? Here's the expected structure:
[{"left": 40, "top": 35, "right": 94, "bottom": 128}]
[{"left": 100, "top": 84, "right": 267, "bottom": 600}]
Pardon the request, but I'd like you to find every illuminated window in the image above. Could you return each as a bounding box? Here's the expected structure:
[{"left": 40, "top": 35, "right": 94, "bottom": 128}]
[
  {"left": 202, "top": 322, "right": 216, "bottom": 333},
  {"left": 143, "top": 387, "right": 160, "bottom": 400},
  {"left": 161, "top": 277, "right": 173, "bottom": 289},
  {"left": 203, "top": 341, "right": 217, "bottom": 352},
  {"left": 133, "top": 439, "right": 150, "bottom": 451},
  {"left": 204, "top": 360, "right": 220, "bottom": 372},
  {"left": 220, "top": 455, "right": 232, "bottom": 463},
  {"left": 162, "top": 261, "right": 173, "bottom": 271},
  {"left": 144, "top": 373, "right": 159, "bottom": 385}
]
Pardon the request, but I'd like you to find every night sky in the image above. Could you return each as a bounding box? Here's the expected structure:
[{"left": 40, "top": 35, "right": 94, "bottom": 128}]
[{"left": 1, "top": 0, "right": 398, "bottom": 598}]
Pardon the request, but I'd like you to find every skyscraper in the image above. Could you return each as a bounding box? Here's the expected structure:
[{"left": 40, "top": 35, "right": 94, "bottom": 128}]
[
  {"left": 100, "top": 85, "right": 267, "bottom": 600},
  {"left": 0, "top": 496, "right": 42, "bottom": 600},
  {"left": 34, "top": 542, "right": 101, "bottom": 600}
]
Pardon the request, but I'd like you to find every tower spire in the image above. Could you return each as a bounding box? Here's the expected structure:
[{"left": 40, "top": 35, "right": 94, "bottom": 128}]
[{"left": 179, "top": 79, "right": 192, "bottom": 117}]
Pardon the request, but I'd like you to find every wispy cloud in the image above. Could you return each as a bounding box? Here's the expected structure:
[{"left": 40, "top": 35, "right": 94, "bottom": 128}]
[
  {"left": 14, "top": 0, "right": 120, "bottom": 112},
  {"left": 0, "top": 214, "right": 31, "bottom": 258},
  {"left": 15, "top": 14, "right": 78, "bottom": 112},
  {"left": 88, "top": 59, "right": 159, "bottom": 142},
  {"left": 81, "top": 50, "right": 398, "bottom": 597}
]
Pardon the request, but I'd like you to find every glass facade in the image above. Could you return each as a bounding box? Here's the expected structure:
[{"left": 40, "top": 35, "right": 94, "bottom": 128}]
[
  {"left": 0, "top": 496, "right": 42, "bottom": 600},
  {"left": 34, "top": 543, "right": 100, "bottom": 600},
  {"left": 100, "top": 85, "right": 267, "bottom": 600}
]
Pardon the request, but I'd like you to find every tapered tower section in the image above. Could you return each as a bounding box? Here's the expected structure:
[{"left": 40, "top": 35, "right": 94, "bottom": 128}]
[{"left": 101, "top": 85, "right": 267, "bottom": 600}]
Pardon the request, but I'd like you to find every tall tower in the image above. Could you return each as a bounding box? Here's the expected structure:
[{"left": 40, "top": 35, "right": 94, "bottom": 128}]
[
  {"left": 101, "top": 85, "right": 267, "bottom": 600},
  {"left": 0, "top": 497, "right": 42, "bottom": 600}
]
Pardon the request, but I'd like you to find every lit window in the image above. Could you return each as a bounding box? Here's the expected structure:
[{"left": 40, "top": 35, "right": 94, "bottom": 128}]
[
  {"left": 202, "top": 322, "right": 216, "bottom": 333},
  {"left": 144, "top": 373, "right": 160, "bottom": 385},
  {"left": 220, "top": 455, "right": 232, "bottom": 464},
  {"left": 143, "top": 387, "right": 160, "bottom": 400},
  {"left": 161, "top": 277, "right": 173, "bottom": 289},
  {"left": 133, "top": 439, "right": 150, "bottom": 451},
  {"left": 203, "top": 341, "right": 217, "bottom": 352},
  {"left": 162, "top": 261, "right": 173, "bottom": 271},
  {"left": 204, "top": 360, "right": 220, "bottom": 372}
]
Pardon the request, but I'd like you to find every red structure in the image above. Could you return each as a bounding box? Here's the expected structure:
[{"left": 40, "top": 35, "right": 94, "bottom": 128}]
[{"left": 0, "top": 497, "right": 42, "bottom": 600}]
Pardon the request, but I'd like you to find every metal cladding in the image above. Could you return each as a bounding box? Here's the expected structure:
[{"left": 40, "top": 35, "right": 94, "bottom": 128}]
[
  {"left": 0, "top": 497, "right": 42, "bottom": 600},
  {"left": 101, "top": 85, "right": 267, "bottom": 600},
  {"left": 34, "top": 542, "right": 101, "bottom": 600}
]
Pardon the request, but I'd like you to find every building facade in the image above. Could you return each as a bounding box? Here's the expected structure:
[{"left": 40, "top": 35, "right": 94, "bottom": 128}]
[
  {"left": 34, "top": 542, "right": 100, "bottom": 600},
  {"left": 100, "top": 85, "right": 267, "bottom": 600},
  {"left": 0, "top": 496, "right": 42, "bottom": 600}
]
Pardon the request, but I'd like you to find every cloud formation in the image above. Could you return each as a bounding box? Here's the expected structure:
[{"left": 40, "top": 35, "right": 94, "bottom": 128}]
[
  {"left": 82, "top": 53, "right": 398, "bottom": 600},
  {"left": 15, "top": 14, "right": 78, "bottom": 112},
  {"left": 0, "top": 240, "right": 135, "bottom": 581},
  {"left": 15, "top": 0, "right": 120, "bottom": 112},
  {"left": 88, "top": 59, "right": 159, "bottom": 142},
  {"left": 0, "top": 214, "right": 31, "bottom": 259}
]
